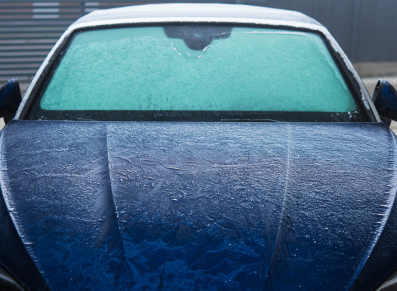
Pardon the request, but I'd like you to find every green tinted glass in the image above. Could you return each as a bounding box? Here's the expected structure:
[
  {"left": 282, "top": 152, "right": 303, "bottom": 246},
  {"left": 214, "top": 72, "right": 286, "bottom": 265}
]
[{"left": 40, "top": 26, "right": 356, "bottom": 112}]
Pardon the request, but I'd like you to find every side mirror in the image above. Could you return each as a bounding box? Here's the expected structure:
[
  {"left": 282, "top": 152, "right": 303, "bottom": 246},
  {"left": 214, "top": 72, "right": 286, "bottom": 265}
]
[
  {"left": 0, "top": 79, "right": 22, "bottom": 123},
  {"left": 372, "top": 79, "right": 397, "bottom": 125}
]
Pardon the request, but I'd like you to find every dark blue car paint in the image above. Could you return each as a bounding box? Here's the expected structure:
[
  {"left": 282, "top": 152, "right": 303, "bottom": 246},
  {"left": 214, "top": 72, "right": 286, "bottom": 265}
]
[
  {"left": 0, "top": 184, "right": 49, "bottom": 291},
  {"left": 351, "top": 186, "right": 397, "bottom": 291},
  {"left": 0, "top": 120, "right": 396, "bottom": 290}
]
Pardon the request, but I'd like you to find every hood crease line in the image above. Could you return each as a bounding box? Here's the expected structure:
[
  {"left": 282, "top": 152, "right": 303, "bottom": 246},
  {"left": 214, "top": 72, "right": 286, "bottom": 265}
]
[
  {"left": 265, "top": 123, "right": 291, "bottom": 285},
  {"left": 347, "top": 128, "right": 397, "bottom": 289},
  {"left": 0, "top": 125, "right": 51, "bottom": 288},
  {"left": 103, "top": 124, "right": 129, "bottom": 265}
]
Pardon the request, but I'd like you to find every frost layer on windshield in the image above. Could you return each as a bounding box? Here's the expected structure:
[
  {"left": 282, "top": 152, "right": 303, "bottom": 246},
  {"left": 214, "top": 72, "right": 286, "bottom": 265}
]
[{"left": 40, "top": 26, "right": 356, "bottom": 112}]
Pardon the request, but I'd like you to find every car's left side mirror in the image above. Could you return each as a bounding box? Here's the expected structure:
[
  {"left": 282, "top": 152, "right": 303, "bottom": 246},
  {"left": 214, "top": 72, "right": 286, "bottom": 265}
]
[
  {"left": 0, "top": 79, "right": 22, "bottom": 124},
  {"left": 372, "top": 79, "right": 397, "bottom": 124}
]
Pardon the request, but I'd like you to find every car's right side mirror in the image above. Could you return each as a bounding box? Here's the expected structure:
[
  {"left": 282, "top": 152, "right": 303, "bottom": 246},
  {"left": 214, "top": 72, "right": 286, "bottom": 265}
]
[
  {"left": 372, "top": 79, "right": 397, "bottom": 124},
  {"left": 0, "top": 79, "right": 22, "bottom": 124}
]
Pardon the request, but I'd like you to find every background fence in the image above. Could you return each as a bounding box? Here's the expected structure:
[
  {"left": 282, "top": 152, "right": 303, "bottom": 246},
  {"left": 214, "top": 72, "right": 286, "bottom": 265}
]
[{"left": 0, "top": 0, "right": 397, "bottom": 90}]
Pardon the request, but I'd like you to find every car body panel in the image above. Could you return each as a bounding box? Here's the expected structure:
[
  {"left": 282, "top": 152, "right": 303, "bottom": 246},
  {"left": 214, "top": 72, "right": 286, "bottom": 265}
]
[
  {"left": 2, "top": 3, "right": 395, "bottom": 290},
  {"left": 1, "top": 120, "right": 396, "bottom": 290}
]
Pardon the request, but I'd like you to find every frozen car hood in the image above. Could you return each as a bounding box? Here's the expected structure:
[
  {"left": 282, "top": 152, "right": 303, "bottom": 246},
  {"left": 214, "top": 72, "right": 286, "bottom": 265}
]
[{"left": 0, "top": 121, "right": 396, "bottom": 291}]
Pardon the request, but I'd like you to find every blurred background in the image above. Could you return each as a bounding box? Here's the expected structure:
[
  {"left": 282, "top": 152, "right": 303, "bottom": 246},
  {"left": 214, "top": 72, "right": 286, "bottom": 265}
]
[{"left": 0, "top": 0, "right": 396, "bottom": 129}]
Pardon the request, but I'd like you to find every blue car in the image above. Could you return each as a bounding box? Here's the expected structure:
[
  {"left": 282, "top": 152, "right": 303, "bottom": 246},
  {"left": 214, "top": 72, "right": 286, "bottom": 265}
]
[{"left": 1, "top": 4, "right": 397, "bottom": 291}]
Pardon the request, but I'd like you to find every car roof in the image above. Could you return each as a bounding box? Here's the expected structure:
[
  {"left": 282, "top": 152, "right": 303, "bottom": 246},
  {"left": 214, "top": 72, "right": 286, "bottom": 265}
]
[{"left": 73, "top": 3, "right": 322, "bottom": 28}]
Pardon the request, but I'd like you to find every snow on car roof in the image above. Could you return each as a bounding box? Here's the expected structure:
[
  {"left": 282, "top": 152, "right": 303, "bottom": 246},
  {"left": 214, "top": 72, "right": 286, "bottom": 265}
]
[{"left": 73, "top": 3, "right": 322, "bottom": 27}]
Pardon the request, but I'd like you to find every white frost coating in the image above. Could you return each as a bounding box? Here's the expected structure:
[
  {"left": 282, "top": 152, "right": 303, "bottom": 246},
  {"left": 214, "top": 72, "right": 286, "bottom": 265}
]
[
  {"left": 311, "top": 36, "right": 351, "bottom": 97},
  {"left": 245, "top": 31, "right": 307, "bottom": 36},
  {"left": 15, "top": 13, "right": 379, "bottom": 121},
  {"left": 15, "top": 29, "right": 72, "bottom": 119},
  {"left": 0, "top": 129, "right": 49, "bottom": 282},
  {"left": 324, "top": 34, "right": 375, "bottom": 114},
  {"left": 171, "top": 41, "right": 209, "bottom": 59},
  {"left": 347, "top": 130, "right": 397, "bottom": 289},
  {"left": 269, "top": 123, "right": 291, "bottom": 279},
  {"left": 75, "top": 3, "right": 315, "bottom": 25},
  {"left": 198, "top": 44, "right": 210, "bottom": 59},
  {"left": 171, "top": 42, "right": 182, "bottom": 56}
]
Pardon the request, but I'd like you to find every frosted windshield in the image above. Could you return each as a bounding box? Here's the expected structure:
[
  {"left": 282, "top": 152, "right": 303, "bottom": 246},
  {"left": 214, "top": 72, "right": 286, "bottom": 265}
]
[{"left": 40, "top": 26, "right": 356, "bottom": 112}]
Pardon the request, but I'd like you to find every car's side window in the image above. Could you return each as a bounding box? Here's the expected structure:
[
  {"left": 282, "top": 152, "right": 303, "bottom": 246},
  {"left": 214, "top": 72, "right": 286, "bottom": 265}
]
[{"left": 25, "top": 25, "right": 368, "bottom": 122}]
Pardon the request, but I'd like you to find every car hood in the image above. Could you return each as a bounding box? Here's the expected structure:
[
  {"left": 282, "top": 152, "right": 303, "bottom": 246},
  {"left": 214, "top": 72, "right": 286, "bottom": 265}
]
[{"left": 0, "top": 120, "right": 396, "bottom": 291}]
